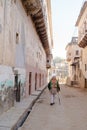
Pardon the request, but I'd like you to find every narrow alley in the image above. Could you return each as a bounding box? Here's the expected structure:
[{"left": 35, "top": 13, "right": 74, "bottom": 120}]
[
  {"left": 19, "top": 85, "right": 87, "bottom": 130},
  {"left": 1, "top": 0, "right": 87, "bottom": 130}
]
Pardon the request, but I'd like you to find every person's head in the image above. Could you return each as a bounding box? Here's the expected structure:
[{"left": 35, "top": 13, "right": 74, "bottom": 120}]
[{"left": 51, "top": 74, "right": 56, "bottom": 81}]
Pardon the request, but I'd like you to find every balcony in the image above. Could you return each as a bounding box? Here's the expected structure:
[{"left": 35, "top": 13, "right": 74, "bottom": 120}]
[
  {"left": 74, "top": 51, "right": 80, "bottom": 60},
  {"left": 78, "top": 29, "right": 87, "bottom": 48},
  {"left": 46, "top": 61, "right": 51, "bottom": 69},
  {"left": 46, "top": 54, "right": 52, "bottom": 69}
]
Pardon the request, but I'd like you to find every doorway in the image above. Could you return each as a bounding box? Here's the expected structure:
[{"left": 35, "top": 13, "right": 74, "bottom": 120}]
[
  {"left": 14, "top": 74, "right": 20, "bottom": 102},
  {"left": 85, "top": 78, "right": 87, "bottom": 88},
  {"left": 35, "top": 73, "right": 37, "bottom": 90},
  {"left": 39, "top": 74, "right": 41, "bottom": 87},
  {"left": 29, "top": 72, "right": 32, "bottom": 95}
]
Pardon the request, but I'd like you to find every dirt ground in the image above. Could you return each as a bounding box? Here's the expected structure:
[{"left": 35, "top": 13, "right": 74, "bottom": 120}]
[{"left": 20, "top": 84, "right": 87, "bottom": 130}]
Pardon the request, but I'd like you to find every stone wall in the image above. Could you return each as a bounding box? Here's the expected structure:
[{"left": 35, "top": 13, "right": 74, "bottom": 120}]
[{"left": 0, "top": 0, "right": 48, "bottom": 113}]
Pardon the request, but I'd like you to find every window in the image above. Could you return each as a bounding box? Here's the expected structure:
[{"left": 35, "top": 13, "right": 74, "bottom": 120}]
[
  {"left": 76, "top": 50, "right": 79, "bottom": 55},
  {"left": 85, "top": 64, "right": 87, "bottom": 71},
  {"left": 69, "top": 53, "right": 71, "bottom": 56},
  {"left": 78, "top": 63, "right": 80, "bottom": 68},
  {"left": 47, "top": 60, "right": 49, "bottom": 63}
]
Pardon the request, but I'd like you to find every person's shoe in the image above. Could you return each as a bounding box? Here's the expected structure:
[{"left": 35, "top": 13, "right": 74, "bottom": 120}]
[
  {"left": 50, "top": 103, "right": 53, "bottom": 105},
  {"left": 50, "top": 103, "right": 55, "bottom": 105}
]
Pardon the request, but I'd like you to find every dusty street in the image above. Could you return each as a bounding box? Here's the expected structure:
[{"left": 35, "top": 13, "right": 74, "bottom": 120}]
[{"left": 20, "top": 85, "right": 87, "bottom": 130}]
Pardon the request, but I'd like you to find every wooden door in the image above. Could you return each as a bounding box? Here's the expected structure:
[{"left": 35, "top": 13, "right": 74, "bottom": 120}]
[
  {"left": 15, "top": 74, "right": 20, "bottom": 102},
  {"left": 35, "top": 73, "right": 37, "bottom": 90},
  {"left": 29, "top": 72, "right": 32, "bottom": 95}
]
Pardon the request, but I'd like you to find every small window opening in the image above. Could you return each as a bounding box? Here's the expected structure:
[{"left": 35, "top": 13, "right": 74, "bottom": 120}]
[{"left": 16, "top": 33, "right": 19, "bottom": 44}]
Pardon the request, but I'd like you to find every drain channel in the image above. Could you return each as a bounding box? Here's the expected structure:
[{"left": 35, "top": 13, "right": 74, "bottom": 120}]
[
  {"left": 14, "top": 107, "right": 32, "bottom": 130},
  {"left": 14, "top": 86, "right": 47, "bottom": 130}
]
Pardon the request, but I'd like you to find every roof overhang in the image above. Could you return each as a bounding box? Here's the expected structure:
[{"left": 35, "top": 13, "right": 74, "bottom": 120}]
[
  {"left": 21, "top": 0, "right": 52, "bottom": 55},
  {"left": 78, "top": 33, "right": 87, "bottom": 48},
  {"left": 76, "top": 1, "right": 87, "bottom": 26}
]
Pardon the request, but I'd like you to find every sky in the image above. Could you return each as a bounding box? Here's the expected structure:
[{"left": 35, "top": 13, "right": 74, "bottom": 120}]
[{"left": 51, "top": 0, "right": 85, "bottom": 59}]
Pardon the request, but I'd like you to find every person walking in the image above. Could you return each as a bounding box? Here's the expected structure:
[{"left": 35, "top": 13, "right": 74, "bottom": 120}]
[{"left": 48, "top": 74, "right": 60, "bottom": 105}]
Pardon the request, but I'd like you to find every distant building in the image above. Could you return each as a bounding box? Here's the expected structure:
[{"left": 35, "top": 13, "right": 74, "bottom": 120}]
[
  {"left": 48, "top": 58, "right": 68, "bottom": 83},
  {"left": 66, "top": 37, "right": 81, "bottom": 86},
  {"left": 76, "top": 1, "right": 87, "bottom": 88},
  {"left": 0, "top": 0, "right": 53, "bottom": 114}
]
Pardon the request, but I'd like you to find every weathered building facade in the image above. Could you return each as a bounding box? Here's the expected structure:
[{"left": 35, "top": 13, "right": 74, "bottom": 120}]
[
  {"left": 0, "top": 0, "right": 53, "bottom": 114},
  {"left": 76, "top": 1, "right": 87, "bottom": 88},
  {"left": 66, "top": 37, "right": 81, "bottom": 86}
]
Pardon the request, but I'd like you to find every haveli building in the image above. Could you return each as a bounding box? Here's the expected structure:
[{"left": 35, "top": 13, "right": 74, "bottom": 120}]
[
  {"left": 66, "top": 37, "right": 81, "bottom": 86},
  {"left": 76, "top": 1, "right": 87, "bottom": 88},
  {"left": 0, "top": 0, "right": 53, "bottom": 114}
]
